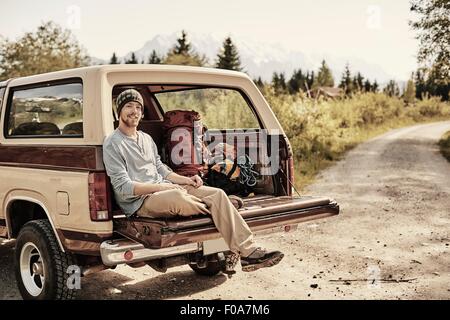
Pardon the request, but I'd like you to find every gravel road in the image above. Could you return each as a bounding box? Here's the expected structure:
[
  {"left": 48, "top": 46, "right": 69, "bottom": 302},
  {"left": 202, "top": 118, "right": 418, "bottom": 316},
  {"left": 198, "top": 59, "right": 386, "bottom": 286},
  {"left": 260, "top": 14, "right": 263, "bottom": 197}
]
[{"left": 1, "top": 121, "right": 449, "bottom": 300}]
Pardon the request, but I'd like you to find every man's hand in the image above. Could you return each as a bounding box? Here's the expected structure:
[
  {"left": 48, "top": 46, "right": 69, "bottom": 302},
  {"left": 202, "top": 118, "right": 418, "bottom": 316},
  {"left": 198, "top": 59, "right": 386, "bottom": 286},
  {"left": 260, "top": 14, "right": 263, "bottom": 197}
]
[
  {"left": 165, "top": 172, "right": 203, "bottom": 187},
  {"left": 190, "top": 175, "right": 203, "bottom": 188}
]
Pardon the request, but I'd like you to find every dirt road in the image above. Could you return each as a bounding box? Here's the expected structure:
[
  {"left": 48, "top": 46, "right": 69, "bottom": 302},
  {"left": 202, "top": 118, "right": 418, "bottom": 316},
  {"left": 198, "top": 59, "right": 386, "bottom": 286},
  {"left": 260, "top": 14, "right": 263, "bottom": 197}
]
[{"left": 1, "top": 121, "right": 449, "bottom": 300}]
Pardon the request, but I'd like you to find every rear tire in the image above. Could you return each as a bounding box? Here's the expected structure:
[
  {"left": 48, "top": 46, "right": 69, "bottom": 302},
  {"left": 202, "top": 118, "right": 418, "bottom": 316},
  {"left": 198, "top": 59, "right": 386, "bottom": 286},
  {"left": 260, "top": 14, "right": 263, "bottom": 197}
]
[
  {"left": 189, "top": 253, "right": 224, "bottom": 276},
  {"left": 14, "top": 220, "right": 78, "bottom": 300}
]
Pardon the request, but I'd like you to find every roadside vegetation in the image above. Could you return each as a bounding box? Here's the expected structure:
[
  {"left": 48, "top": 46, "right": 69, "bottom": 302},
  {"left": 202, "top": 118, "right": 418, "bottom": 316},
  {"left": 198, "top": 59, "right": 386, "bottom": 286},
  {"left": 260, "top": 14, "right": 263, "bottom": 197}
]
[
  {"left": 264, "top": 91, "right": 450, "bottom": 189},
  {"left": 439, "top": 131, "right": 450, "bottom": 163}
]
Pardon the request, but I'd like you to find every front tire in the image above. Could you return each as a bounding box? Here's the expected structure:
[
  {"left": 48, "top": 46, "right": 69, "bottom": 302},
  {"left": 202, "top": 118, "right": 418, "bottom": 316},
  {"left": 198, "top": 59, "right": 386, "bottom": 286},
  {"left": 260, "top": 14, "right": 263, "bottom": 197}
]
[{"left": 14, "top": 220, "right": 77, "bottom": 300}]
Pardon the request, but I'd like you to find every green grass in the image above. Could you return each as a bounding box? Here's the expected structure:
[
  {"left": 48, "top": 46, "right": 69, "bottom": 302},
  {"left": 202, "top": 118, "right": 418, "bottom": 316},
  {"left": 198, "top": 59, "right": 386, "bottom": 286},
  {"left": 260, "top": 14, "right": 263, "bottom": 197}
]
[{"left": 439, "top": 131, "right": 450, "bottom": 162}]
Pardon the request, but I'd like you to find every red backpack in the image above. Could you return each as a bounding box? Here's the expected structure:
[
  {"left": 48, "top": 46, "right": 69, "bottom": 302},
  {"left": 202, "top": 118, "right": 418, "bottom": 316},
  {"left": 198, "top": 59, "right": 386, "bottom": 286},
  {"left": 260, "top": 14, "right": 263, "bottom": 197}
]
[{"left": 162, "top": 110, "right": 208, "bottom": 177}]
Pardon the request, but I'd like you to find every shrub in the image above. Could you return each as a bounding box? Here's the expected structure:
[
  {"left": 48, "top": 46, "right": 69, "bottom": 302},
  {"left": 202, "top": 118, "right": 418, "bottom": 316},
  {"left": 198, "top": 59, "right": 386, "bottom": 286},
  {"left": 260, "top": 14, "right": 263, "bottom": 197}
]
[{"left": 262, "top": 91, "right": 450, "bottom": 189}]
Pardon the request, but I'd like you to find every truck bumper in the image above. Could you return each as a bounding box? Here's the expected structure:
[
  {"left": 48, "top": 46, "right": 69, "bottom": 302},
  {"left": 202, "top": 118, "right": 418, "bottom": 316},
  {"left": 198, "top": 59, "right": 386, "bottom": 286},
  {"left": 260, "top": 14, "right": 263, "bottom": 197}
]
[
  {"left": 100, "top": 221, "right": 302, "bottom": 267},
  {"left": 100, "top": 239, "right": 200, "bottom": 267}
]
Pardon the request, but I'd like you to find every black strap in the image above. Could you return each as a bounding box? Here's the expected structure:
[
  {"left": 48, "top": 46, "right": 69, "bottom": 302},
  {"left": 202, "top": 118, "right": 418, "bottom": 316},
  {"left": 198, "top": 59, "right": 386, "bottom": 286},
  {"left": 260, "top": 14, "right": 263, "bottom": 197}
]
[{"left": 226, "top": 159, "right": 238, "bottom": 179}]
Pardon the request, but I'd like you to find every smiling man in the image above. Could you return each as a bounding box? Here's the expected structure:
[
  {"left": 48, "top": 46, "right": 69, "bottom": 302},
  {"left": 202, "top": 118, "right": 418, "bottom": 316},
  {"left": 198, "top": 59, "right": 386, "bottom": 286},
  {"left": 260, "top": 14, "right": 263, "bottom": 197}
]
[{"left": 102, "top": 89, "right": 284, "bottom": 272}]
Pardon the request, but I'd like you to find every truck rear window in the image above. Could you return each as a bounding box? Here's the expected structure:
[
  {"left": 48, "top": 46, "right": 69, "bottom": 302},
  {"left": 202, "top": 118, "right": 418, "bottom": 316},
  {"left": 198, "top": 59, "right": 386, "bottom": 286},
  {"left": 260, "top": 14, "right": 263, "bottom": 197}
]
[
  {"left": 5, "top": 81, "right": 83, "bottom": 138},
  {"left": 154, "top": 87, "right": 260, "bottom": 130}
]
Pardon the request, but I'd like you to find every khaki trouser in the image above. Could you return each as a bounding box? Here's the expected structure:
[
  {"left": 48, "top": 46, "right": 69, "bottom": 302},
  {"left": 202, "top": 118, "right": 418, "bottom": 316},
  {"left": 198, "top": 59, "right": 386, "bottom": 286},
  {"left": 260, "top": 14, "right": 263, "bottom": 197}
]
[{"left": 136, "top": 185, "right": 256, "bottom": 256}]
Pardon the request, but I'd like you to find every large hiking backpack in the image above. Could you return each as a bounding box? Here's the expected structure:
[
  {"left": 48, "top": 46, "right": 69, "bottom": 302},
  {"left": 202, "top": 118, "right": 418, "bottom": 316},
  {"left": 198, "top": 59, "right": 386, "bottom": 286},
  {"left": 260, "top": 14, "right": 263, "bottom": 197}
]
[
  {"left": 163, "top": 110, "right": 207, "bottom": 177},
  {"left": 203, "top": 143, "right": 259, "bottom": 197}
]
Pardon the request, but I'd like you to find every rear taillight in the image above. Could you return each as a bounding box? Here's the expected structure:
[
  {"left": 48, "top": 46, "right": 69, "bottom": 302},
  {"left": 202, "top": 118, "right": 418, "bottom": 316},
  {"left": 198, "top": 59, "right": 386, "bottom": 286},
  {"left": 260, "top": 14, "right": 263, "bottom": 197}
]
[{"left": 88, "top": 172, "right": 112, "bottom": 221}]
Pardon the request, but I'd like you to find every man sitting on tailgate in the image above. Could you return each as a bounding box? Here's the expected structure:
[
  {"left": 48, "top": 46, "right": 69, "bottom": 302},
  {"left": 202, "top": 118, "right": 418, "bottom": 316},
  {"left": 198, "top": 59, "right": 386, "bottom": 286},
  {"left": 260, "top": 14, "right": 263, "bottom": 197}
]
[{"left": 103, "top": 89, "right": 284, "bottom": 272}]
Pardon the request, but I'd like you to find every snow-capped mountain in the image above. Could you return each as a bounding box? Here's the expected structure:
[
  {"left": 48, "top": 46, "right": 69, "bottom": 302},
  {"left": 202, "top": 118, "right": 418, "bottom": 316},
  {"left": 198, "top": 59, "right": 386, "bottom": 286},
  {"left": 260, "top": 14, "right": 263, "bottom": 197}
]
[{"left": 93, "top": 31, "right": 395, "bottom": 84}]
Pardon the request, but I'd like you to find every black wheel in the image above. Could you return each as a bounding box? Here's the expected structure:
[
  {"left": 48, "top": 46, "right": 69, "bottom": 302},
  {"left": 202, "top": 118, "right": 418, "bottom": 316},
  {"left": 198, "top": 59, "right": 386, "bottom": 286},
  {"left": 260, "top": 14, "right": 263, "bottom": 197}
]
[
  {"left": 189, "top": 253, "right": 224, "bottom": 276},
  {"left": 14, "top": 220, "right": 78, "bottom": 300}
]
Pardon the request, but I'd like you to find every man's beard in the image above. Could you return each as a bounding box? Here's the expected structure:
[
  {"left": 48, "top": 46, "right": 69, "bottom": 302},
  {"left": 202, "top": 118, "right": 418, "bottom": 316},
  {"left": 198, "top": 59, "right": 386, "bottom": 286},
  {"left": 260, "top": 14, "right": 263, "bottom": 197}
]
[{"left": 121, "top": 113, "right": 140, "bottom": 128}]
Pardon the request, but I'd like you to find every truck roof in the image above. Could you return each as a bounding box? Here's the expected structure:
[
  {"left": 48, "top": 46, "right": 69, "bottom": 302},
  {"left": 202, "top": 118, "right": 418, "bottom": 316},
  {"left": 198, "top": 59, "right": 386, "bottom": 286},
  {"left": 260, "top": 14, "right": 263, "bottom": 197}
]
[{"left": 5, "top": 64, "right": 252, "bottom": 87}]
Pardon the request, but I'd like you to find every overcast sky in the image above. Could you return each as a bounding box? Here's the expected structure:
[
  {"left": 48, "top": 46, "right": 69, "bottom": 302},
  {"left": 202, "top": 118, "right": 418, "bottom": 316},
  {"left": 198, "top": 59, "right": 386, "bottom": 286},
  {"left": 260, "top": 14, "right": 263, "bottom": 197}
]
[{"left": 0, "top": 0, "right": 419, "bottom": 80}]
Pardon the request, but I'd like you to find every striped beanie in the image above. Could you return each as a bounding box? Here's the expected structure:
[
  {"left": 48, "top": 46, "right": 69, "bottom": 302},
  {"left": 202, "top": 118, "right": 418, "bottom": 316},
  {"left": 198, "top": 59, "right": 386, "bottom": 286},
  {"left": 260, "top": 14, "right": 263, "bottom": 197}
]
[{"left": 116, "top": 89, "right": 144, "bottom": 115}]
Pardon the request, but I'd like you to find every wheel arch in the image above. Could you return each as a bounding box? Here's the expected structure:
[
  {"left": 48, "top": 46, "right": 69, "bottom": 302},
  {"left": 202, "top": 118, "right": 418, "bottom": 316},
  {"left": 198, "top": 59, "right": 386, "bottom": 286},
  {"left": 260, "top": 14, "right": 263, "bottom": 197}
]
[{"left": 4, "top": 193, "right": 65, "bottom": 252}]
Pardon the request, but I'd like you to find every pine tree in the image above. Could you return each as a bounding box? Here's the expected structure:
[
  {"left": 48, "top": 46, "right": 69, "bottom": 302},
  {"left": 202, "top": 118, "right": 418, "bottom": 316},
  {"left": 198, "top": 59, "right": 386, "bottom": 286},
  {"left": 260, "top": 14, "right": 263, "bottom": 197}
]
[
  {"left": 353, "top": 72, "right": 364, "bottom": 92},
  {"left": 164, "top": 30, "right": 206, "bottom": 66},
  {"left": 351, "top": 77, "right": 358, "bottom": 93},
  {"left": 125, "top": 52, "right": 138, "bottom": 64},
  {"left": 383, "top": 80, "right": 400, "bottom": 97},
  {"left": 415, "top": 68, "right": 427, "bottom": 98},
  {"left": 172, "top": 30, "right": 191, "bottom": 55},
  {"left": 288, "top": 69, "right": 306, "bottom": 94},
  {"left": 254, "top": 77, "right": 265, "bottom": 90},
  {"left": 312, "top": 60, "right": 334, "bottom": 88},
  {"left": 272, "top": 72, "right": 280, "bottom": 87},
  {"left": 371, "top": 80, "right": 379, "bottom": 92},
  {"left": 216, "top": 37, "right": 242, "bottom": 71},
  {"left": 110, "top": 52, "right": 118, "bottom": 64},
  {"left": 339, "top": 64, "right": 353, "bottom": 96},
  {"left": 148, "top": 50, "right": 162, "bottom": 64},
  {"left": 423, "top": 66, "right": 450, "bottom": 100},
  {"left": 364, "top": 79, "right": 372, "bottom": 92},
  {"left": 403, "top": 75, "right": 416, "bottom": 105},
  {"left": 279, "top": 73, "right": 287, "bottom": 92},
  {"left": 272, "top": 72, "right": 287, "bottom": 95}
]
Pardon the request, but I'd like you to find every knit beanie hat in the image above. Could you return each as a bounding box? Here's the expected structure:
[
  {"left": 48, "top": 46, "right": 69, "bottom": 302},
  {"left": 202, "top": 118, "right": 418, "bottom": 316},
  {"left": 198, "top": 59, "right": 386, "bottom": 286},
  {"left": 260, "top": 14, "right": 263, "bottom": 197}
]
[{"left": 116, "top": 89, "right": 144, "bottom": 115}]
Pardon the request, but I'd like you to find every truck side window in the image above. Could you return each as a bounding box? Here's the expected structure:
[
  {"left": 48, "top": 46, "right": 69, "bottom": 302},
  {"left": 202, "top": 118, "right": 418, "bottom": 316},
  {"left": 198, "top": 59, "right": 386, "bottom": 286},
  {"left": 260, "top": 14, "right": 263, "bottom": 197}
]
[
  {"left": 6, "top": 82, "right": 83, "bottom": 137},
  {"left": 0, "top": 87, "right": 5, "bottom": 114}
]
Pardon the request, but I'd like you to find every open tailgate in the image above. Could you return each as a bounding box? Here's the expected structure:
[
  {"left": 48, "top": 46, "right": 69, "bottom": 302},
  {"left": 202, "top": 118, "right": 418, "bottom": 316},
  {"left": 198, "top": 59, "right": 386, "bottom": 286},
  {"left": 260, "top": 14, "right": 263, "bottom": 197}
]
[{"left": 113, "top": 195, "right": 339, "bottom": 249}]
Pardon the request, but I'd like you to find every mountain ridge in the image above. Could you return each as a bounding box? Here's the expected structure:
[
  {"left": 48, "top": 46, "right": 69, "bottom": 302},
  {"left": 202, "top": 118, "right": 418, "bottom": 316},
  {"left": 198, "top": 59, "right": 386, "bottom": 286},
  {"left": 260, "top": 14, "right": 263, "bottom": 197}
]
[{"left": 91, "top": 31, "right": 398, "bottom": 84}]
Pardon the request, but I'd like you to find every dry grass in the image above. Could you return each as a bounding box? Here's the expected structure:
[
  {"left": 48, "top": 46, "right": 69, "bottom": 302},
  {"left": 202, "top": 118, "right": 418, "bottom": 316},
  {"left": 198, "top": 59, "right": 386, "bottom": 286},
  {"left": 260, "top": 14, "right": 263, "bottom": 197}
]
[
  {"left": 439, "top": 131, "right": 450, "bottom": 162},
  {"left": 263, "top": 89, "right": 450, "bottom": 191}
]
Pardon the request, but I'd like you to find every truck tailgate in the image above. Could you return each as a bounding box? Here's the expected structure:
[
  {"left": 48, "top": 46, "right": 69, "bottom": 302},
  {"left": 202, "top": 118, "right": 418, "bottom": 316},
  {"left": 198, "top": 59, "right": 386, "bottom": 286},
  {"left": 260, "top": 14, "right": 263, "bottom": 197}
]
[{"left": 113, "top": 195, "right": 339, "bottom": 249}]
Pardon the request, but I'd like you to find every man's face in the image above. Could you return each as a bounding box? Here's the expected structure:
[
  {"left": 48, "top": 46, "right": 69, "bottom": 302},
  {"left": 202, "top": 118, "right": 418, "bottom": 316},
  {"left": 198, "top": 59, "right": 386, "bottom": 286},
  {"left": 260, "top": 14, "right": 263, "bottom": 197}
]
[{"left": 119, "top": 101, "right": 143, "bottom": 128}]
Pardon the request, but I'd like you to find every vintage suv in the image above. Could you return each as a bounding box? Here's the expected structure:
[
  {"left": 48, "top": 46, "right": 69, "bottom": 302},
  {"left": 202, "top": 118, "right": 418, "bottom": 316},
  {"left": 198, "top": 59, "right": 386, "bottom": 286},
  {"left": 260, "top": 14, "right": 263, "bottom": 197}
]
[{"left": 0, "top": 65, "right": 339, "bottom": 300}]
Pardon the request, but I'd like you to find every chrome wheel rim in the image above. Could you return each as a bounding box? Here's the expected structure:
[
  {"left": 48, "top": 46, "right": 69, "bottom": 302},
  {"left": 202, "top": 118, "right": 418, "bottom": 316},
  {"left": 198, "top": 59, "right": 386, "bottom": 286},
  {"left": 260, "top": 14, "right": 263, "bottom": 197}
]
[{"left": 20, "top": 242, "right": 45, "bottom": 297}]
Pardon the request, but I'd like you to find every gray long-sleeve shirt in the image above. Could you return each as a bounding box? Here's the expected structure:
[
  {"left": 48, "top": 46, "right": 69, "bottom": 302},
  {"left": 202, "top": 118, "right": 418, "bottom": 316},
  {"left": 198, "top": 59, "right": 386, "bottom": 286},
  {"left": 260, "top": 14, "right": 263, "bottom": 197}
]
[{"left": 103, "top": 129, "right": 173, "bottom": 216}]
